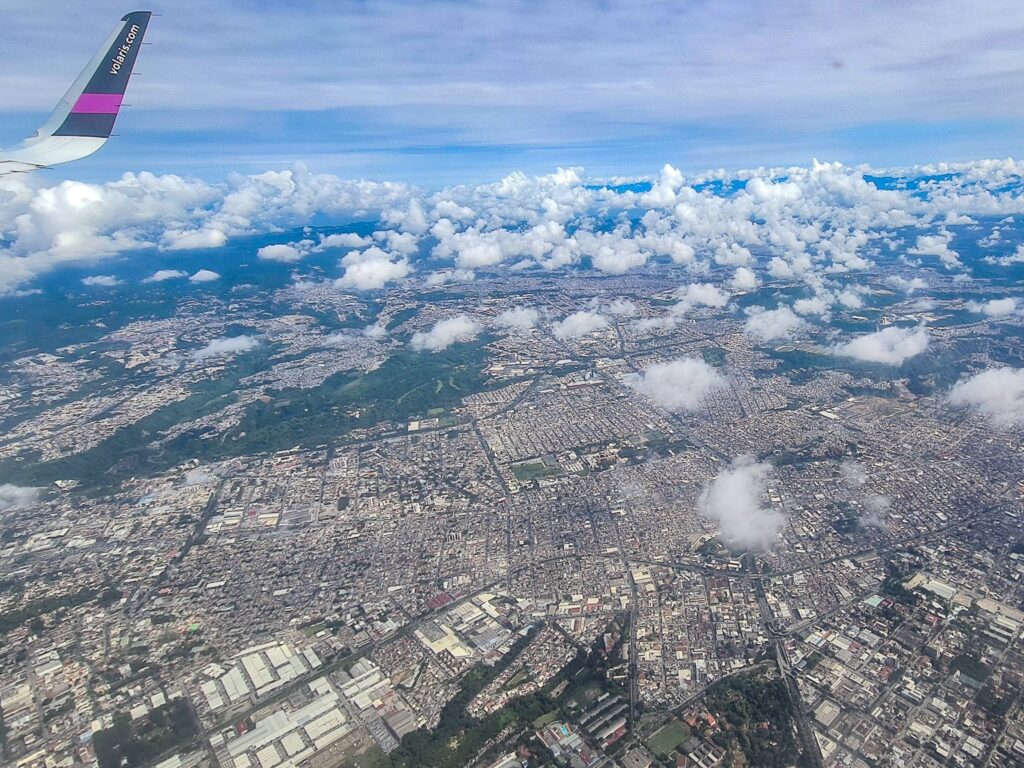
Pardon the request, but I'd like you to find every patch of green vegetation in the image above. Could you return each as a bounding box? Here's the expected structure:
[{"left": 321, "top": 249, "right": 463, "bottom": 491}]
[
  {"left": 832, "top": 515, "right": 859, "bottom": 535},
  {"left": 92, "top": 699, "right": 196, "bottom": 768},
  {"left": 0, "top": 344, "right": 278, "bottom": 486},
  {"left": 385, "top": 306, "right": 419, "bottom": 330},
  {"left": 502, "top": 668, "right": 533, "bottom": 691},
  {"left": 570, "top": 680, "right": 603, "bottom": 706},
  {"left": 0, "top": 585, "right": 102, "bottom": 635},
  {"left": 704, "top": 672, "right": 802, "bottom": 768},
  {"left": 511, "top": 461, "right": 564, "bottom": 482},
  {"left": 341, "top": 742, "right": 385, "bottom": 768},
  {"left": 381, "top": 628, "right": 541, "bottom": 768},
  {"left": 977, "top": 682, "right": 1016, "bottom": 718},
  {"left": 532, "top": 710, "right": 559, "bottom": 729},
  {"left": 701, "top": 347, "right": 727, "bottom": 366},
  {"left": 950, "top": 653, "right": 990, "bottom": 682},
  {"left": 383, "top": 619, "right": 627, "bottom": 768},
  {"left": 643, "top": 431, "right": 693, "bottom": 457},
  {"left": 880, "top": 576, "right": 918, "bottom": 606},
  {"left": 647, "top": 720, "right": 692, "bottom": 757},
  {"left": 695, "top": 537, "right": 727, "bottom": 558},
  {"left": 3, "top": 340, "right": 493, "bottom": 488}
]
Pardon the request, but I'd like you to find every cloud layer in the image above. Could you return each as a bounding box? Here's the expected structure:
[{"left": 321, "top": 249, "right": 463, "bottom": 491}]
[
  {"left": 0, "top": 165, "right": 411, "bottom": 294},
  {"left": 2, "top": 157, "right": 1024, "bottom": 303}
]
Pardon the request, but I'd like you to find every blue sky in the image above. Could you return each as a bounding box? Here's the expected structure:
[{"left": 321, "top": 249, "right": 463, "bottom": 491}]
[{"left": 2, "top": 0, "right": 1024, "bottom": 185}]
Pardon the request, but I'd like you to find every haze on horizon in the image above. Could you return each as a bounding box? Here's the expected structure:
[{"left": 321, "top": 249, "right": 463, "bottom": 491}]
[{"left": 2, "top": 0, "right": 1024, "bottom": 185}]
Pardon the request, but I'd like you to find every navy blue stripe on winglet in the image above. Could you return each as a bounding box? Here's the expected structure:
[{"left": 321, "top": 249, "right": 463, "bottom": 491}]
[
  {"left": 54, "top": 112, "right": 118, "bottom": 138},
  {"left": 84, "top": 11, "right": 152, "bottom": 95}
]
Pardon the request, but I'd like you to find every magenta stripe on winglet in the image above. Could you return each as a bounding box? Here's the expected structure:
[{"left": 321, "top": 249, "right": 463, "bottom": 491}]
[{"left": 71, "top": 93, "right": 123, "bottom": 114}]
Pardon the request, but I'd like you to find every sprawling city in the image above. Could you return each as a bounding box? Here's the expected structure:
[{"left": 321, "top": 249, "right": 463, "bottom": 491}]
[
  {"left": 3, "top": 2, "right": 1024, "bottom": 767},
  {"left": 1, "top": 156, "right": 1023, "bottom": 768}
]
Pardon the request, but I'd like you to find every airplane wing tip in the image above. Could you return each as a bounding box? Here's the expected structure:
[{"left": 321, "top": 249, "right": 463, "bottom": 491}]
[{"left": 0, "top": 11, "right": 153, "bottom": 174}]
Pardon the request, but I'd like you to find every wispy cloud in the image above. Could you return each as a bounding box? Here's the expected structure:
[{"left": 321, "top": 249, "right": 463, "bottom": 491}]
[
  {"left": 0, "top": 484, "right": 41, "bottom": 512},
  {"left": 81, "top": 275, "right": 122, "bottom": 287}
]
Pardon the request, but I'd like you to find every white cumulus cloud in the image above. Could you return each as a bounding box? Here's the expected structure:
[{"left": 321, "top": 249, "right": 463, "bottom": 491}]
[
  {"left": 364, "top": 323, "right": 387, "bottom": 340},
  {"left": 984, "top": 244, "right": 1024, "bottom": 266},
  {"left": 314, "top": 232, "right": 373, "bottom": 251},
  {"left": 678, "top": 282, "right": 729, "bottom": 309},
  {"left": 832, "top": 325, "right": 929, "bottom": 365},
  {"left": 886, "top": 276, "right": 927, "bottom": 294},
  {"left": 626, "top": 357, "right": 725, "bottom": 412},
  {"left": 947, "top": 367, "right": 1024, "bottom": 427},
  {"left": 551, "top": 310, "right": 610, "bottom": 339},
  {"left": 730, "top": 267, "right": 758, "bottom": 291},
  {"left": 409, "top": 315, "right": 481, "bottom": 352},
  {"left": 966, "top": 297, "right": 1018, "bottom": 317},
  {"left": 257, "top": 243, "right": 309, "bottom": 262},
  {"left": 163, "top": 228, "right": 228, "bottom": 251},
  {"left": 189, "top": 269, "right": 221, "bottom": 283},
  {"left": 192, "top": 335, "right": 260, "bottom": 360},
  {"left": 494, "top": 306, "right": 540, "bottom": 331},
  {"left": 793, "top": 296, "right": 831, "bottom": 317},
  {"left": 837, "top": 290, "right": 864, "bottom": 309},
  {"left": 744, "top": 305, "right": 806, "bottom": 341},
  {"left": 607, "top": 298, "right": 638, "bottom": 317},
  {"left": 698, "top": 455, "right": 784, "bottom": 551},
  {"left": 144, "top": 269, "right": 188, "bottom": 283},
  {"left": 909, "top": 233, "right": 962, "bottom": 270},
  {"left": 839, "top": 458, "right": 868, "bottom": 487},
  {"left": 425, "top": 268, "right": 475, "bottom": 286},
  {"left": 335, "top": 246, "right": 410, "bottom": 290}
]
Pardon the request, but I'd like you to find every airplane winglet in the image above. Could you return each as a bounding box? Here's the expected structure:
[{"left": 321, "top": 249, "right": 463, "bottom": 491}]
[{"left": 0, "top": 11, "right": 152, "bottom": 175}]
